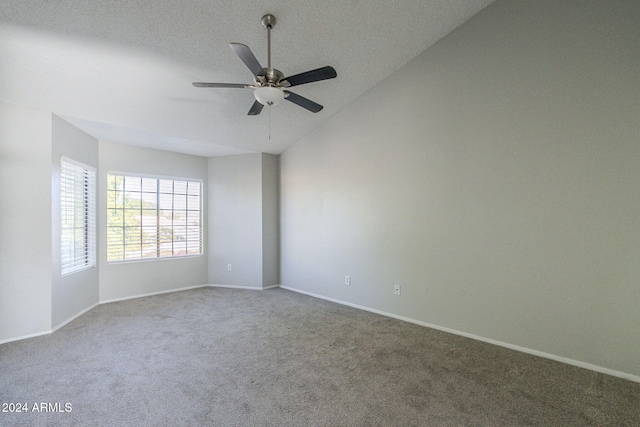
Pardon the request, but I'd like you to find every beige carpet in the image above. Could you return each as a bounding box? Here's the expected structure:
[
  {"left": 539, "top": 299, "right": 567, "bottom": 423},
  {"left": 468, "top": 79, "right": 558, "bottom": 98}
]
[{"left": 1, "top": 287, "right": 638, "bottom": 426}]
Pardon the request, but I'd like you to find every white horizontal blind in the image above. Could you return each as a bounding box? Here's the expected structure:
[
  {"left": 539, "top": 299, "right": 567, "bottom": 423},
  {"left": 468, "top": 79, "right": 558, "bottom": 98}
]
[
  {"left": 61, "top": 158, "right": 96, "bottom": 276},
  {"left": 107, "top": 174, "right": 202, "bottom": 262}
]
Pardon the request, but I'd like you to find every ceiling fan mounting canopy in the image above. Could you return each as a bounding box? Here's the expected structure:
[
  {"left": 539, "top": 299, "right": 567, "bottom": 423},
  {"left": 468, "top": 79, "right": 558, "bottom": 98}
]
[
  {"left": 261, "top": 14, "right": 276, "bottom": 29},
  {"left": 192, "top": 14, "right": 337, "bottom": 115}
]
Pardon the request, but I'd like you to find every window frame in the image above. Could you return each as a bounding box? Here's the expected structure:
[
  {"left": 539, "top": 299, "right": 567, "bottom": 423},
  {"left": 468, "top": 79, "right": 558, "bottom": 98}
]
[
  {"left": 106, "top": 172, "right": 203, "bottom": 263},
  {"left": 60, "top": 157, "right": 97, "bottom": 277}
]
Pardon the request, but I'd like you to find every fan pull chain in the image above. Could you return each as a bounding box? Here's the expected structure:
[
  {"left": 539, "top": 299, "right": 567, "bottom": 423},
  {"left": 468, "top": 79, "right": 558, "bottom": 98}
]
[{"left": 268, "top": 104, "right": 271, "bottom": 140}]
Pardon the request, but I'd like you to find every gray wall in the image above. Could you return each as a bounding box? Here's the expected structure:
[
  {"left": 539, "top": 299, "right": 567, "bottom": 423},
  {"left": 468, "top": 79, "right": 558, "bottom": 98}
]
[
  {"left": 280, "top": 0, "right": 640, "bottom": 378},
  {"left": 262, "top": 154, "right": 280, "bottom": 287},
  {"left": 98, "top": 140, "right": 208, "bottom": 302},
  {"left": 0, "top": 102, "right": 52, "bottom": 341},
  {"left": 51, "top": 115, "right": 99, "bottom": 328},
  {"left": 208, "top": 153, "right": 279, "bottom": 288}
]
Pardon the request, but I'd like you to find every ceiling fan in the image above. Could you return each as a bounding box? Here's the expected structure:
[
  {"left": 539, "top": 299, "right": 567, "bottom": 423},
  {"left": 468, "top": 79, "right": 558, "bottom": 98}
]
[{"left": 193, "top": 14, "right": 337, "bottom": 115}]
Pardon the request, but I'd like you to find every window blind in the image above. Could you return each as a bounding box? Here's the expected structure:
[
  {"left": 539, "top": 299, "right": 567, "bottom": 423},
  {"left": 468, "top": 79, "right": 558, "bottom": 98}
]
[
  {"left": 106, "top": 174, "right": 202, "bottom": 262},
  {"left": 61, "top": 158, "right": 96, "bottom": 276}
]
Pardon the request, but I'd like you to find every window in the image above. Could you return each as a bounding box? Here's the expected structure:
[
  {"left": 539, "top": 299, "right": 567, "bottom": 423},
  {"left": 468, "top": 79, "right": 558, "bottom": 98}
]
[
  {"left": 107, "top": 174, "right": 202, "bottom": 262},
  {"left": 61, "top": 158, "right": 96, "bottom": 276}
]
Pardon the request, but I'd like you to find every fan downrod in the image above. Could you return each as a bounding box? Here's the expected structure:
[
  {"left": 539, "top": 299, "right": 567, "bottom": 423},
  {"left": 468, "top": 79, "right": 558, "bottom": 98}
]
[{"left": 261, "top": 14, "right": 277, "bottom": 71}]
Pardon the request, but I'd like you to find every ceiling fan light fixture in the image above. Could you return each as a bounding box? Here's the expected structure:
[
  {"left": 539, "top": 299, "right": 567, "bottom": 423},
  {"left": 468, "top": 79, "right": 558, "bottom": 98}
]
[{"left": 254, "top": 86, "right": 285, "bottom": 106}]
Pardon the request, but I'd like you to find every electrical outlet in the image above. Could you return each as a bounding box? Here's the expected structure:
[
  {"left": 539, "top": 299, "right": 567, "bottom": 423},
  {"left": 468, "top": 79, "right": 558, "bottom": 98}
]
[
  {"left": 227, "top": 264, "right": 232, "bottom": 271},
  {"left": 345, "top": 275, "right": 351, "bottom": 285},
  {"left": 394, "top": 284, "right": 401, "bottom": 295}
]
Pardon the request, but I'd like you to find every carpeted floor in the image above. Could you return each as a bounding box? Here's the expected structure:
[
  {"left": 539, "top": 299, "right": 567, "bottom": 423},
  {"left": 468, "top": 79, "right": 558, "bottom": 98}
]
[{"left": 1, "top": 287, "right": 638, "bottom": 426}]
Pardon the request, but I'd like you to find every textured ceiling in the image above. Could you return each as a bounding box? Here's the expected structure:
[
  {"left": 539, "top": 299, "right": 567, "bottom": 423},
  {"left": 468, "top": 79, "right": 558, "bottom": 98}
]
[{"left": 0, "top": 0, "right": 495, "bottom": 156}]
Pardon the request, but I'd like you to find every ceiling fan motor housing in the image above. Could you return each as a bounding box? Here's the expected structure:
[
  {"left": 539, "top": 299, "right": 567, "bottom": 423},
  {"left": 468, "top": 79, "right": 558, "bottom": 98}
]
[{"left": 258, "top": 68, "right": 285, "bottom": 87}]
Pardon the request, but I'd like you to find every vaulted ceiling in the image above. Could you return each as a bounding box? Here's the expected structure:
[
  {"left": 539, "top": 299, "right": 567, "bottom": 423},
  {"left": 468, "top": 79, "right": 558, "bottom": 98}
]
[{"left": 0, "top": 0, "right": 495, "bottom": 156}]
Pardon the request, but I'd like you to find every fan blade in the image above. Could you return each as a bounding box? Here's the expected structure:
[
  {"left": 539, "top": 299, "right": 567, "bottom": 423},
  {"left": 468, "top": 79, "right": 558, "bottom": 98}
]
[
  {"left": 284, "top": 90, "right": 323, "bottom": 113},
  {"left": 192, "top": 82, "right": 251, "bottom": 88},
  {"left": 230, "top": 43, "right": 263, "bottom": 77},
  {"left": 282, "top": 66, "right": 337, "bottom": 87},
  {"left": 248, "top": 100, "right": 264, "bottom": 116}
]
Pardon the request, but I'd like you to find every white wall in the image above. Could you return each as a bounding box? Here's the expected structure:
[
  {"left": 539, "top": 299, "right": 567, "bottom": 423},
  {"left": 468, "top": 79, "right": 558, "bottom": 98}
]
[
  {"left": 0, "top": 102, "right": 52, "bottom": 341},
  {"left": 51, "top": 115, "right": 99, "bottom": 328},
  {"left": 98, "top": 140, "right": 208, "bottom": 302},
  {"left": 208, "top": 153, "right": 279, "bottom": 288},
  {"left": 280, "top": 0, "right": 640, "bottom": 378}
]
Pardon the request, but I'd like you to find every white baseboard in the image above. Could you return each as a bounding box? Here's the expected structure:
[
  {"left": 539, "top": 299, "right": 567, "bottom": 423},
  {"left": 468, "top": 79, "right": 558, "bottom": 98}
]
[
  {"left": 208, "top": 284, "right": 280, "bottom": 291},
  {"left": 6, "top": 282, "right": 636, "bottom": 384},
  {"left": 99, "top": 284, "right": 209, "bottom": 304},
  {"left": 0, "top": 303, "right": 102, "bottom": 345},
  {"left": 279, "top": 286, "right": 640, "bottom": 384},
  {"left": 0, "top": 330, "right": 53, "bottom": 345},
  {"left": 2, "top": 286, "right": 211, "bottom": 345},
  {"left": 52, "top": 302, "right": 100, "bottom": 333},
  {"left": 1, "top": 284, "right": 278, "bottom": 345}
]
